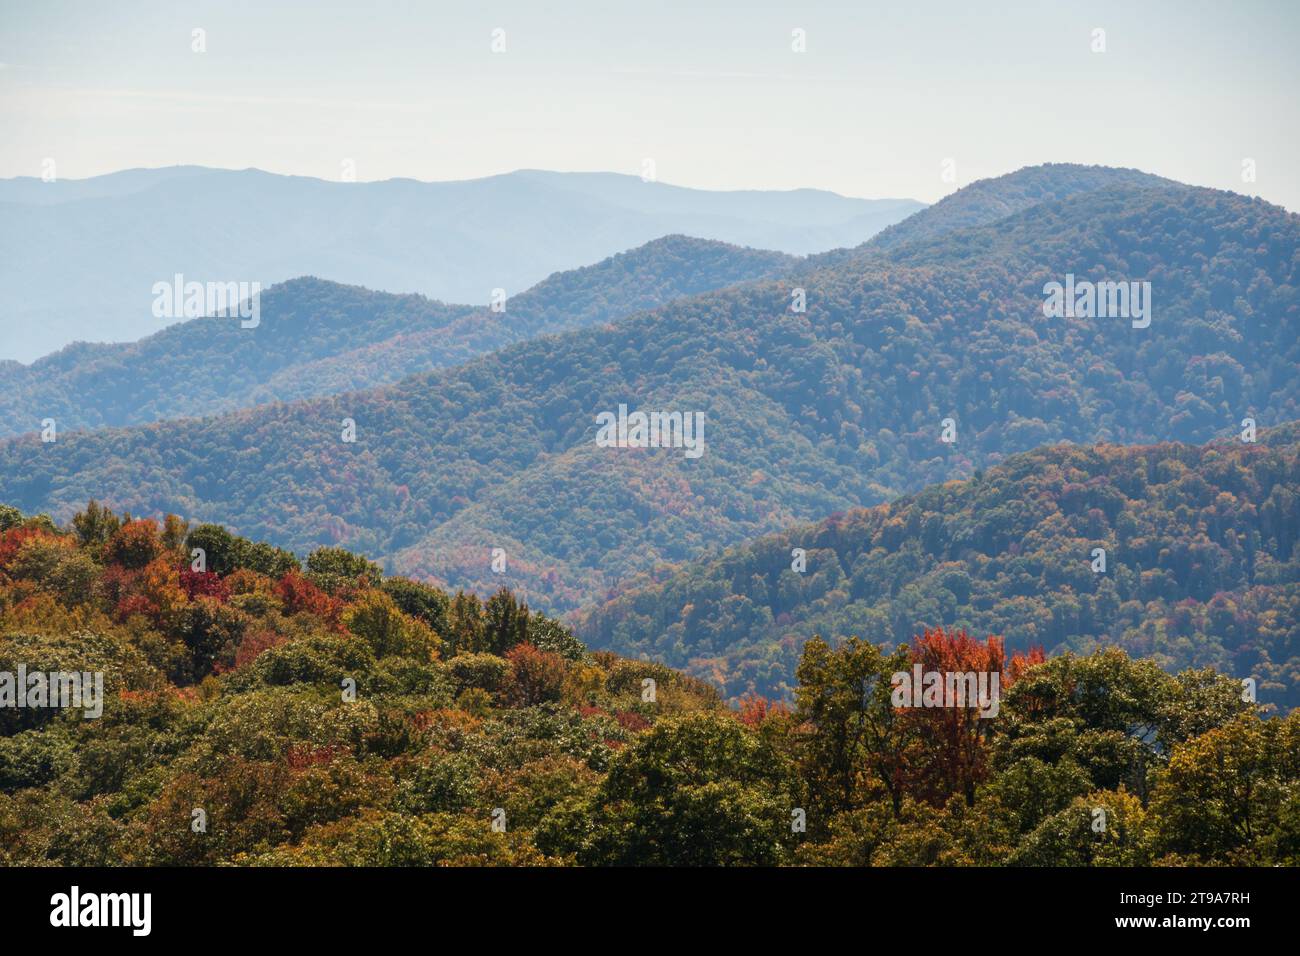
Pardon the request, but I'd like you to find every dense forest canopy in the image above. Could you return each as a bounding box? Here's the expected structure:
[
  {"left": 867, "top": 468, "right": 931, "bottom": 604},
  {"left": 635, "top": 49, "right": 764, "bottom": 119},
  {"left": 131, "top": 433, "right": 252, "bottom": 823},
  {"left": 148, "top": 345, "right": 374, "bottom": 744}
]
[
  {"left": 0, "top": 502, "right": 1293, "bottom": 867},
  {"left": 576, "top": 427, "right": 1300, "bottom": 705}
]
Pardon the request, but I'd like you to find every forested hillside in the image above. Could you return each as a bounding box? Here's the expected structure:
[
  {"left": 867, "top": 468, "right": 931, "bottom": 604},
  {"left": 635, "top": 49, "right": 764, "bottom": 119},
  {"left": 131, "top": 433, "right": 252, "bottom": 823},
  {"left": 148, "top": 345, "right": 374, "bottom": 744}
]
[
  {"left": 0, "top": 168, "right": 1294, "bottom": 616},
  {"left": 0, "top": 503, "right": 1293, "bottom": 866},
  {"left": 577, "top": 427, "right": 1300, "bottom": 705},
  {"left": 857, "top": 163, "right": 1175, "bottom": 253},
  {"left": 0, "top": 236, "right": 794, "bottom": 436}
]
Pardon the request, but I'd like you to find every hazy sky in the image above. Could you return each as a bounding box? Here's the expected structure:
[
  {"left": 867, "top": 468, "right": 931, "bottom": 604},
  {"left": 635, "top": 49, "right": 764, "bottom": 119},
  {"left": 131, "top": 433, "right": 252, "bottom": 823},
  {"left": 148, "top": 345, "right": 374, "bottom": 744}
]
[{"left": 1, "top": 0, "right": 1297, "bottom": 208}]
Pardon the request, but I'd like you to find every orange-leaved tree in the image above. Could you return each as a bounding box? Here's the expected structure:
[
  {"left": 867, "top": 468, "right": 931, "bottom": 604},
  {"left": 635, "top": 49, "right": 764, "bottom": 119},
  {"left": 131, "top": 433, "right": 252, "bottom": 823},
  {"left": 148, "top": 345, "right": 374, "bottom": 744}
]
[{"left": 901, "top": 628, "right": 1044, "bottom": 807}]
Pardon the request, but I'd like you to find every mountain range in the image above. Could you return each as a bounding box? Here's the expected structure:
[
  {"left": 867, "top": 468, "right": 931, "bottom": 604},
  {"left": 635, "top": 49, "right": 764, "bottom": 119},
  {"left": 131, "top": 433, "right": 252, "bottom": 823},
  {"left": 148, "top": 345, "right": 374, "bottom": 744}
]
[
  {"left": 0, "top": 165, "right": 1294, "bottom": 629},
  {"left": 1, "top": 162, "right": 1296, "bottom": 706},
  {"left": 0, "top": 236, "right": 794, "bottom": 435},
  {"left": 0, "top": 166, "right": 920, "bottom": 362}
]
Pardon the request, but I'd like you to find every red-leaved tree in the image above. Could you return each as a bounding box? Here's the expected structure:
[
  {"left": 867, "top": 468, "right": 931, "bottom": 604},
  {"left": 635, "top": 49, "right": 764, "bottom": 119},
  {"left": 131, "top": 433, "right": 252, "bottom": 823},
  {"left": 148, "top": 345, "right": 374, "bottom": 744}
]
[{"left": 901, "top": 628, "right": 1044, "bottom": 807}]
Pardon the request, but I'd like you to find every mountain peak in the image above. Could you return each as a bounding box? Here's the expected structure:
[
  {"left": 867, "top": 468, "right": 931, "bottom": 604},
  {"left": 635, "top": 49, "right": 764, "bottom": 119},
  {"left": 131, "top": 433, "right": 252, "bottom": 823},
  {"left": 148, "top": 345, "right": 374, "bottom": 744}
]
[{"left": 863, "top": 163, "right": 1179, "bottom": 253}]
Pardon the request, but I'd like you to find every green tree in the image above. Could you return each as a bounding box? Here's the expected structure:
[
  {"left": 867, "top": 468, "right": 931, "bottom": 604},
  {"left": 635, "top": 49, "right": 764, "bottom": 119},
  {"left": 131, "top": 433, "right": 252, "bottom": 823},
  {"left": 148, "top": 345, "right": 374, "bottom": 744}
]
[
  {"left": 447, "top": 591, "right": 487, "bottom": 654},
  {"left": 306, "top": 546, "right": 382, "bottom": 595},
  {"left": 1150, "top": 712, "right": 1300, "bottom": 863},
  {"left": 380, "top": 577, "right": 449, "bottom": 635},
  {"left": 794, "top": 635, "right": 911, "bottom": 818},
  {"left": 484, "top": 588, "right": 529, "bottom": 655},
  {"left": 343, "top": 590, "right": 441, "bottom": 661},
  {"left": 580, "top": 712, "right": 793, "bottom": 866},
  {"left": 70, "top": 500, "right": 120, "bottom": 550}
]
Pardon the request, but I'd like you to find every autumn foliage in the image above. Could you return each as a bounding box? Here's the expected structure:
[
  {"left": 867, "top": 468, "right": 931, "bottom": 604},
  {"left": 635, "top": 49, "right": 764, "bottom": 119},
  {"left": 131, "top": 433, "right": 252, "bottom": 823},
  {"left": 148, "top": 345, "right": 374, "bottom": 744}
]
[
  {"left": 901, "top": 628, "right": 1042, "bottom": 807},
  {"left": 0, "top": 501, "right": 1291, "bottom": 868},
  {"left": 274, "top": 569, "right": 341, "bottom": 625}
]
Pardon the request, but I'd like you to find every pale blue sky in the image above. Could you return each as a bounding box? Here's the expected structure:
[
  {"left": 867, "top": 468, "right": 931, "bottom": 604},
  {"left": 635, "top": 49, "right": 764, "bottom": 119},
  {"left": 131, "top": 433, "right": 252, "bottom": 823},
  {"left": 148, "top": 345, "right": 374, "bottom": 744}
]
[{"left": 1, "top": 0, "right": 1296, "bottom": 208}]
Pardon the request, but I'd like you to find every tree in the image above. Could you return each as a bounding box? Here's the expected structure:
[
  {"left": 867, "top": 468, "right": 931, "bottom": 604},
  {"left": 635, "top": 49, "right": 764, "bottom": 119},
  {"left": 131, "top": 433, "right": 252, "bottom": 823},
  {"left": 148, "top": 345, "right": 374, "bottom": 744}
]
[
  {"left": 446, "top": 653, "right": 512, "bottom": 699},
  {"left": 1008, "top": 790, "right": 1152, "bottom": 866},
  {"left": 107, "top": 519, "right": 162, "bottom": 570},
  {"left": 187, "top": 524, "right": 299, "bottom": 578},
  {"left": 901, "top": 628, "right": 1012, "bottom": 808},
  {"left": 306, "top": 547, "right": 382, "bottom": 595},
  {"left": 172, "top": 596, "right": 249, "bottom": 680},
  {"left": 380, "top": 577, "right": 449, "bottom": 635},
  {"left": 484, "top": 588, "right": 529, "bottom": 655},
  {"left": 274, "top": 569, "right": 340, "bottom": 624},
  {"left": 525, "top": 614, "right": 587, "bottom": 660},
  {"left": 343, "top": 590, "right": 440, "bottom": 661},
  {"left": 794, "top": 635, "right": 911, "bottom": 818},
  {"left": 1150, "top": 711, "right": 1300, "bottom": 863},
  {"left": 161, "top": 513, "right": 189, "bottom": 552},
  {"left": 505, "top": 644, "right": 566, "bottom": 706},
  {"left": 447, "top": 591, "right": 487, "bottom": 654},
  {"left": 581, "top": 712, "right": 792, "bottom": 866},
  {"left": 71, "top": 500, "right": 120, "bottom": 551}
]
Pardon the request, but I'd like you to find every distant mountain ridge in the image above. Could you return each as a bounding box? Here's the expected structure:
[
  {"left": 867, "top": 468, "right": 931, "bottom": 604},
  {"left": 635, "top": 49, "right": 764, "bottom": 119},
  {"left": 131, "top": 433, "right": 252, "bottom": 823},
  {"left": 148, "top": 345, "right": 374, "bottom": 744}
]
[
  {"left": 0, "top": 235, "right": 795, "bottom": 436},
  {"left": 0, "top": 166, "right": 921, "bottom": 361}
]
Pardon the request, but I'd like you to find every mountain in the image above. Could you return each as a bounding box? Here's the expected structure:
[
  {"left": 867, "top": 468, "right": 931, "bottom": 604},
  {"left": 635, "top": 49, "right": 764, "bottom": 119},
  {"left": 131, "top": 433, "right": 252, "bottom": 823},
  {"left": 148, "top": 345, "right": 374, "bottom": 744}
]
[
  {"left": 861, "top": 163, "right": 1175, "bottom": 253},
  {"left": 0, "top": 166, "right": 921, "bottom": 362},
  {"left": 0, "top": 503, "right": 1291, "bottom": 867},
  {"left": 575, "top": 426, "right": 1300, "bottom": 705},
  {"left": 0, "top": 236, "right": 795, "bottom": 436},
  {"left": 0, "top": 167, "right": 1295, "bottom": 620},
  {"left": 0, "top": 165, "right": 214, "bottom": 205},
  {"left": 805, "top": 163, "right": 1175, "bottom": 273}
]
